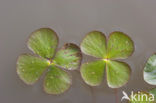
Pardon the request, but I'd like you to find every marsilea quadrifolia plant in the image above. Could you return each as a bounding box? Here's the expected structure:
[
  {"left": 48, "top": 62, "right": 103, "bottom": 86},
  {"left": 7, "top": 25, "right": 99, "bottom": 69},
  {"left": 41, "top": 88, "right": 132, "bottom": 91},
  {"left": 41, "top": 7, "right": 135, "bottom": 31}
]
[
  {"left": 80, "top": 31, "right": 134, "bottom": 88},
  {"left": 16, "top": 28, "right": 82, "bottom": 95}
]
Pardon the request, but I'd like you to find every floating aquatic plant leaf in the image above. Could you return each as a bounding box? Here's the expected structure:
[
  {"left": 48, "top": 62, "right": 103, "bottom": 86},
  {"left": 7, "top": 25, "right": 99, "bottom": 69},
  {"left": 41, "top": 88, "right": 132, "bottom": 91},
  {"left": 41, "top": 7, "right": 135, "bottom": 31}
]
[
  {"left": 17, "top": 28, "right": 81, "bottom": 95},
  {"left": 17, "top": 54, "right": 49, "bottom": 85},
  {"left": 107, "top": 31, "right": 134, "bottom": 59},
  {"left": 53, "top": 43, "right": 82, "bottom": 70},
  {"left": 27, "top": 28, "right": 58, "bottom": 58},
  {"left": 80, "top": 31, "right": 134, "bottom": 88},
  {"left": 80, "top": 60, "right": 105, "bottom": 86},
  {"left": 80, "top": 31, "right": 107, "bottom": 58},
  {"left": 106, "top": 60, "right": 131, "bottom": 88},
  {"left": 130, "top": 92, "right": 154, "bottom": 103},
  {"left": 44, "top": 66, "right": 71, "bottom": 94},
  {"left": 144, "top": 54, "right": 156, "bottom": 85}
]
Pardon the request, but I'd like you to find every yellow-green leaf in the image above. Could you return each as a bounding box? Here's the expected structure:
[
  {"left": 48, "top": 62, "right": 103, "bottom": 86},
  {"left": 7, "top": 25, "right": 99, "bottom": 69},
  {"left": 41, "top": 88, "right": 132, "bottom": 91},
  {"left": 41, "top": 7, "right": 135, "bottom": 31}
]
[
  {"left": 80, "top": 31, "right": 107, "bottom": 58},
  {"left": 106, "top": 60, "right": 131, "bottom": 88},
  {"left": 44, "top": 66, "right": 72, "bottom": 95},
  {"left": 27, "top": 28, "right": 58, "bottom": 59},
  {"left": 107, "top": 31, "right": 134, "bottom": 59},
  {"left": 53, "top": 43, "right": 82, "bottom": 70},
  {"left": 80, "top": 60, "right": 105, "bottom": 86},
  {"left": 16, "top": 54, "right": 49, "bottom": 85}
]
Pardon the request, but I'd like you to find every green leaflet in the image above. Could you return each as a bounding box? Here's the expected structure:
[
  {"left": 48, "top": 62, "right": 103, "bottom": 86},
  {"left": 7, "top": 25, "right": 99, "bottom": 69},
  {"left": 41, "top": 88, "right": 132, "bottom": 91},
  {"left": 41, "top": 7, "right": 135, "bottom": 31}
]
[
  {"left": 80, "top": 31, "right": 107, "bottom": 58},
  {"left": 106, "top": 60, "right": 131, "bottom": 88},
  {"left": 17, "top": 54, "right": 49, "bottom": 85},
  {"left": 107, "top": 31, "right": 134, "bottom": 59},
  {"left": 53, "top": 43, "right": 82, "bottom": 70},
  {"left": 144, "top": 54, "right": 156, "bottom": 85},
  {"left": 80, "top": 31, "right": 134, "bottom": 88},
  {"left": 80, "top": 60, "right": 105, "bottom": 86},
  {"left": 44, "top": 66, "right": 71, "bottom": 94},
  {"left": 27, "top": 28, "right": 58, "bottom": 58}
]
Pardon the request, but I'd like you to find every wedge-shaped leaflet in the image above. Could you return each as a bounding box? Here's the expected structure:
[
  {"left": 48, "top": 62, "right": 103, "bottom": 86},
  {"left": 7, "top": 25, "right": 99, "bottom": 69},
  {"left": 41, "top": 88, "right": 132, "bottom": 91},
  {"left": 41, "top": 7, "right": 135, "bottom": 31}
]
[
  {"left": 80, "top": 60, "right": 105, "bottom": 86},
  {"left": 106, "top": 60, "right": 131, "bottom": 88},
  {"left": 17, "top": 54, "right": 49, "bottom": 84},
  {"left": 53, "top": 43, "right": 82, "bottom": 70},
  {"left": 27, "top": 28, "right": 58, "bottom": 58},
  {"left": 144, "top": 54, "right": 156, "bottom": 85},
  {"left": 44, "top": 66, "right": 71, "bottom": 94},
  {"left": 80, "top": 31, "right": 107, "bottom": 58},
  {"left": 107, "top": 31, "right": 134, "bottom": 59}
]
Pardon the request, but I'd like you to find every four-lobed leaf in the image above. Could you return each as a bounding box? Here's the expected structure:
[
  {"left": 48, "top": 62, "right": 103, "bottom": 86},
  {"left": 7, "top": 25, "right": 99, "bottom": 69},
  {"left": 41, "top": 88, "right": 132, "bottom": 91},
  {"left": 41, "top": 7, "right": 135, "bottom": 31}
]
[
  {"left": 80, "top": 31, "right": 134, "bottom": 88},
  {"left": 17, "top": 28, "right": 81, "bottom": 95},
  {"left": 19, "top": 28, "right": 150, "bottom": 97}
]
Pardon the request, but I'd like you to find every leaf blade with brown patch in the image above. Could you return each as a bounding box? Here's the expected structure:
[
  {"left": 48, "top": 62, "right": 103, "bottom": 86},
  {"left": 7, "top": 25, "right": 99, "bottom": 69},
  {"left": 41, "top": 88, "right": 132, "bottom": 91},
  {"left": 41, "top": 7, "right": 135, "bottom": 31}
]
[{"left": 53, "top": 43, "right": 82, "bottom": 70}]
